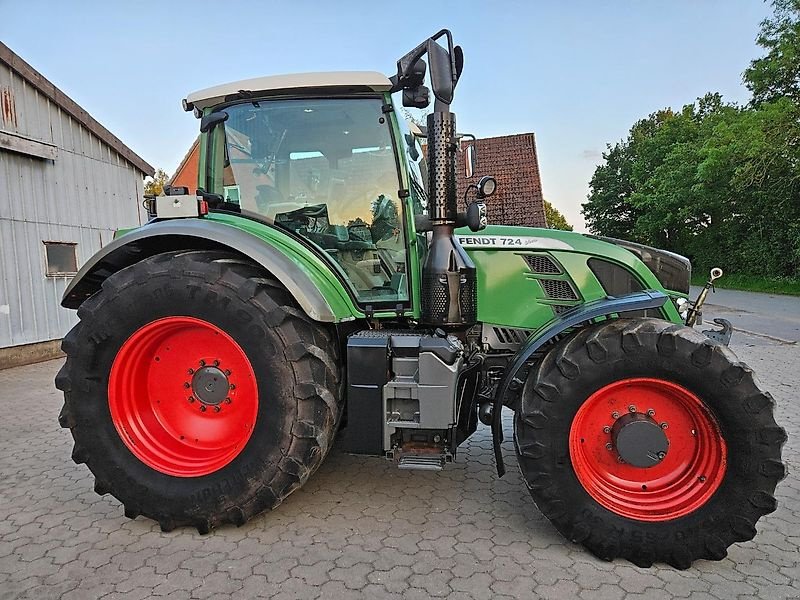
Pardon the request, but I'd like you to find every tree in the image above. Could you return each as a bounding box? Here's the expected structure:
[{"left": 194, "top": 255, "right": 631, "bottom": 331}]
[
  {"left": 371, "top": 195, "right": 400, "bottom": 241},
  {"left": 543, "top": 200, "right": 573, "bottom": 231},
  {"left": 744, "top": 0, "right": 800, "bottom": 105},
  {"left": 400, "top": 107, "right": 431, "bottom": 129},
  {"left": 144, "top": 168, "right": 170, "bottom": 196},
  {"left": 581, "top": 91, "right": 800, "bottom": 277},
  {"left": 582, "top": 143, "right": 639, "bottom": 240}
]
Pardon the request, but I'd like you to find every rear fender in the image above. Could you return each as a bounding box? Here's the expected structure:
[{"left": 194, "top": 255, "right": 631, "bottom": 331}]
[
  {"left": 62, "top": 218, "right": 356, "bottom": 323},
  {"left": 491, "top": 290, "right": 669, "bottom": 476}
]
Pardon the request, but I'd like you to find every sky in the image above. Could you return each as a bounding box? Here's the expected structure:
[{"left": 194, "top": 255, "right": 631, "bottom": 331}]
[{"left": 1, "top": 0, "right": 772, "bottom": 231}]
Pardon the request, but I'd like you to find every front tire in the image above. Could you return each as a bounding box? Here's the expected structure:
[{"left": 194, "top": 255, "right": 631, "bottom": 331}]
[
  {"left": 514, "top": 318, "right": 787, "bottom": 568},
  {"left": 56, "top": 250, "right": 342, "bottom": 532}
]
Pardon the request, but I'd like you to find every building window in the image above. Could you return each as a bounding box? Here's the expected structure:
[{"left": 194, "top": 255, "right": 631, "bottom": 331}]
[{"left": 44, "top": 242, "right": 78, "bottom": 276}]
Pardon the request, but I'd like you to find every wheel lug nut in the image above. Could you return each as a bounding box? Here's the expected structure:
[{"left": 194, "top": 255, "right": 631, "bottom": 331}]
[
  {"left": 605, "top": 442, "right": 613, "bottom": 450},
  {"left": 603, "top": 426, "right": 611, "bottom": 434},
  {"left": 229, "top": 384, "right": 236, "bottom": 390},
  {"left": 224, "top": 369, "right": 231, "bottom": 376},
  {"left": 617, "top": 456, "right": 625, "bottom": 463},
  {"left": 214, "top": 406, "right": 221, "bottom": 413},
  {"left": 213, "top": 360, "right": 220, "bottom": 366},
  {"left": 183, "top": 382, "right": 191, "bottom": 389},
  {"left": 611, "top": 411, "right": 619, "bottom": 419},
  {"left": 199, "top": 405, "right": 207, "bottom": 412},
  {"left": 188, "top": 368, "right": 194, "bottom": 375},
  {"left": 199, "top": 359, "right": 206, "bottom": 367},
  {"left": 628, "top": 405, "right": 636, "bottom": 413},
  {"left": 647, "top": 408, "right": 655, "bottom": 416},
  {"left": 188, "top": 396, "right": 194, "bottom": 403},
  {"left": 660, "top": 422, "right": 668, "bottom": 429},
  {"left": 224, "top": 398, "right": 231, "bottom": 404}
]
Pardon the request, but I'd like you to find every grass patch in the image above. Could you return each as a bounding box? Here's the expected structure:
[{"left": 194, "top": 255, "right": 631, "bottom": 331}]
[{"left": 690, "top": 273, "right": 800, "bottom": 296}]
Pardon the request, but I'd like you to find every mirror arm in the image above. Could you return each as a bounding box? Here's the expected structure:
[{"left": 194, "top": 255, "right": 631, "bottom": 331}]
[
  {"left": 390, "top": 43, "right": 428, "bottom": 92},
  {"left": 199, "top": 110, "right": 228, "bottom": 133},
  {"left": 390, "top": 29, "right": 459, "bottom": 102}
]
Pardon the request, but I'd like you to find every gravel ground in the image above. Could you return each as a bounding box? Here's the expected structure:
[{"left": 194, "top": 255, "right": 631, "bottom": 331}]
[{"left": 0, "top": 333, "right": 797, "bottom": 600}]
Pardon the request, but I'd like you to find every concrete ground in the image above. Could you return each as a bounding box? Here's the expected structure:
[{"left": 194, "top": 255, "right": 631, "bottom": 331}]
[{"left": 0, "top": 300, "right": 797, "bottom": 598}]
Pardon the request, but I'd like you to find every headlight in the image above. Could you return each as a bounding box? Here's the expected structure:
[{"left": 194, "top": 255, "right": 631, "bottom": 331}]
[
  {"left": 674, "top": 297, "right": 690, "bottom": 321},
  {"left": 591, "top": 236, "right": 692, "bottom": 294}
]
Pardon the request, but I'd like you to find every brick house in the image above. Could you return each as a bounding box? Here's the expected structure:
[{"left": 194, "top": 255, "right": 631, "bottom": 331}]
[
  {"left": 170, "top": 137, "right": 199, "bottom": 192},
  {"left": 457, "top": 133, "right": 546, "bottom": 227}
]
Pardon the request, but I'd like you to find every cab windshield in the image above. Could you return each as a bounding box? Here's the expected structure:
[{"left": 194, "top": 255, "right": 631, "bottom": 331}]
[{"left": 211, "top": 98, "right": 408, "bottom": 304}]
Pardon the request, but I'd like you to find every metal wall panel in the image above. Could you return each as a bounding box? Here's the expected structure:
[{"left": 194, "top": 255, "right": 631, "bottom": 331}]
[{"left": 0, "top": 61, "right": 146, "bottom": 348}]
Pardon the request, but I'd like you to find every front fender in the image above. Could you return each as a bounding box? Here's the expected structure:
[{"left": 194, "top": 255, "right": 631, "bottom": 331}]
[
  {"left": 491, "top": 290, "right": 669, "bottom": 476},
  {"left": 62, "top": 217, "right": 359, "bottom": 323}
]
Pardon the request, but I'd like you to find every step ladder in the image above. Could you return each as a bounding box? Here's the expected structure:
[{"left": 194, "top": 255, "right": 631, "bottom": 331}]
[{"left": 393, "top": 449, "right": 453, "bottom": 471}]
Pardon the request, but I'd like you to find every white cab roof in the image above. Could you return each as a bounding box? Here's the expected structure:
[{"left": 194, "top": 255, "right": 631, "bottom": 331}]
[{"left": 184, "top": 71, "right": 393, "bottom": 111}]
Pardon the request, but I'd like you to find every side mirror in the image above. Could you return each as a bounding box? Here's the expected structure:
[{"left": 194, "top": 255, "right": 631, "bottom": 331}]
[
  {"left": 392, "top": 30, "right": 461, "bottom": 109},
  {"left": 427, "top": 39, "right": 455, "bottom": 105},
  {"left": 465, "top": 144, "right": 476, "bottom": 178},
  {"left": 200, "top": 111, "right": 228, "bottom": 133}
]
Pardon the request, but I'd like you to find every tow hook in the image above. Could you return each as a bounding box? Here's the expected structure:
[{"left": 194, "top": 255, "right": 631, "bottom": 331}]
[{"left": 702, "top": 318, "right": 733, "bottom": 345}]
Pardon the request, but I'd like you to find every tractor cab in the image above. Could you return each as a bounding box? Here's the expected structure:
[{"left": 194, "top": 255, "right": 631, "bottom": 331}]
[{"left": 187, "top": 74, "right": 418, "bottom": 305}]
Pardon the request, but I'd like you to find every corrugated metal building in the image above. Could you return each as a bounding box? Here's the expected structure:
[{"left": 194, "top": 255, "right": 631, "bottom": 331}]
[{"left": 0, "top": 42, "right": 154, "bottom": 367}]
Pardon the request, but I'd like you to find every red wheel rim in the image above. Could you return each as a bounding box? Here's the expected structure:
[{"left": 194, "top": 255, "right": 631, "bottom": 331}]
[
  {"left": 569, "top": 378, "right": 726, "bottom": 521},
  {"left": 108, "top": 316, "right": 258, "bottom": 477}
]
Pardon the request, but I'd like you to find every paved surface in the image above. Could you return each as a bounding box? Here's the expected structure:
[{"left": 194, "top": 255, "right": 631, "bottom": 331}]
[
  {"left": 1, "top": 325, "right": 797, "bottom": 598},
  {"left": 690, "top": 285, "right": 800, "bottom": 344}
]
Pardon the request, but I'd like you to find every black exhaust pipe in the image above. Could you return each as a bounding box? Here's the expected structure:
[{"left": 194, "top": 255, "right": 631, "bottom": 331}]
[{"left": 421, "top": 110, "right": 477, "bottom": 329}]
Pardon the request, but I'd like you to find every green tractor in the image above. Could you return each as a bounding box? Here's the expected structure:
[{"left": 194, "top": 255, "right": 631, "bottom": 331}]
[{"left": 56, "top": 31, "right": 785, "bottom": 568}]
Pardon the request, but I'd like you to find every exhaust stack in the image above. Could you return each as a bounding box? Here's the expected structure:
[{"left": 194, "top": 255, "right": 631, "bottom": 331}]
[{"left": 421, "top": 111, "right": 477, "bottom": 328}]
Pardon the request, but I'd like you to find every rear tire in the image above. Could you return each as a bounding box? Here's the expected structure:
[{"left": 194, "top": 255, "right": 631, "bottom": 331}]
[
  {"left": 514, "top": 318, "right": 787, "bottom": 568},
  {"left": 56, "top": 250, "right": 342, "bottom": 532}
]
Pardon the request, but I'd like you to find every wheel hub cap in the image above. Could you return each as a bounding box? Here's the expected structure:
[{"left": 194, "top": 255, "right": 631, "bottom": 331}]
[
  {"left": 108, "top": 316, "right": 258, "bottom": 477},
  {"left": 611, "top": 413, "right": 668, "bottom": 468},
  {"left": 191, "top": 366, "right": 230, "bottom": 405},
  {"left": 569, "top": 377, "right": 727, "bottom": 521}
]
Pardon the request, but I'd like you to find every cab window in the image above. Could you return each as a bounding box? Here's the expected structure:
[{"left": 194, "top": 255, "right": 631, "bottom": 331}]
[{"left": 214, "top": 98, "right": 409, "bottom": 304}]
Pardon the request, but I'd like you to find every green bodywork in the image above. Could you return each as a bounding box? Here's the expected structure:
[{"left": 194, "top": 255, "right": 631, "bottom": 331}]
[
  {"left": 459, "top": 225, "right": 683, "bottom": 329},
  {"left": 206, "top": 213, "right": 361, "bottom": 320}
]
